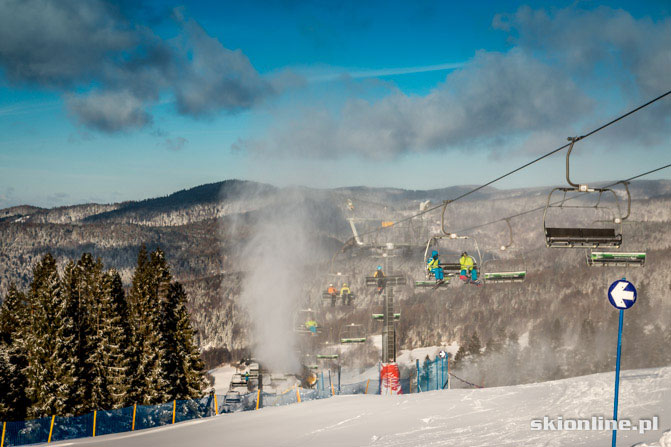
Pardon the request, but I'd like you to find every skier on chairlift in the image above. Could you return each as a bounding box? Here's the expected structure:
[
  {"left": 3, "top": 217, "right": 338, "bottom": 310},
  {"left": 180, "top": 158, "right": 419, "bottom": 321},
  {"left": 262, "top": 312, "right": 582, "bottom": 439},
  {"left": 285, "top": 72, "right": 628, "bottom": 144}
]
[
  {"left": 340, "top": 283, "right": 353, "bottom": 305},
  {"left": 374, "top": 265, "right": 386, "bottom": 294},
  {"left": 326, "top": 283, "right": 338, "bottom": 307},
  {"left": 459, "top": 251, "right": 478, "bottom": 283},
  {"left": 305, "top": 319, "right": 318, "bottom": 334},
  {"left": 427, "top": 250, "right": 445, "bottom": 284}
]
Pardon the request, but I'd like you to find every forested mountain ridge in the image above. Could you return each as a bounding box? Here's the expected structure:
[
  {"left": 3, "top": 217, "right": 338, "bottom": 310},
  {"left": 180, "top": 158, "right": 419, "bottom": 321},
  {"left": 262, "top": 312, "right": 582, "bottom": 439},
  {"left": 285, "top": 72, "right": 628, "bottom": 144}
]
[{"left": 1, "top": 179, "right": 670, "bottom": 385}]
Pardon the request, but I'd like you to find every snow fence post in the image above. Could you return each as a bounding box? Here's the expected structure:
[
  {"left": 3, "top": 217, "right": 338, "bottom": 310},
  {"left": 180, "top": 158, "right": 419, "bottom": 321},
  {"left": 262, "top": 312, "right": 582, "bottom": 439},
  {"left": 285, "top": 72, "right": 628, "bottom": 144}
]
[
  {"left": 416, "top": 359, "right": 420, "bottom": 393},
  {"left": 295, "top": 386, "right": 301, "bottom": 403},
  {"left": 435, "top": 358, "right": 439, "bottom": 390},
  {"left": 448, "top": 354, "right": 451, "bottom": 389},
  {"left": 255, "top": 389, "right": 261, "bottom": 410},
  {"left": 92, "top": 410, "right": 97, "bottom": 437},
  {"left": 1, "top": 421, "right": 6, "bottom": 447},
  {"left": 172, "top": 400, "right": 176, "bottom": 424},
  {"left": 365, "top": 379, "right": 370, "bottom": 394},
  {"left": 131, "top": 404, "right": 137, "bottom": 431},
  {"left": 47, "top": 415, "right": 55, "bottom": 443},
  {"left": 213, "top": 394, "right": 218, "bottom": 415}
]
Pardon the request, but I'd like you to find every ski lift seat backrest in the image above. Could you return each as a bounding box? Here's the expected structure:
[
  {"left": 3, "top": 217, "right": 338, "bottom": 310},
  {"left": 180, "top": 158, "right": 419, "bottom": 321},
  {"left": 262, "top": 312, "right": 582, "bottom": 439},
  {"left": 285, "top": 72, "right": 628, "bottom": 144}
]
[
  {"left": 365, "top": 275, "right": 406, "bottom": 286},
  {"left": 545, "top": 227, "right": 621, "bottom": 247}
]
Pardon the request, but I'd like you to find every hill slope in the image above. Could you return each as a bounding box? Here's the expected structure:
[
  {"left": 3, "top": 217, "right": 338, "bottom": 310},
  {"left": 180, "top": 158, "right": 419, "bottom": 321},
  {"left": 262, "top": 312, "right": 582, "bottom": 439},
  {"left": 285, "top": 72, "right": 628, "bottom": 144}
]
[{"left": 55, "top": 366, "right": 671, "bottom": 447}]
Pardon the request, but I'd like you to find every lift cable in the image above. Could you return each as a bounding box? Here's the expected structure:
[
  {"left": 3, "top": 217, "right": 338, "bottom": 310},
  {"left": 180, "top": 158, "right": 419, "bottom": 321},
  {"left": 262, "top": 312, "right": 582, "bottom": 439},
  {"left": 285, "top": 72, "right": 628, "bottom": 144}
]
[{"left": 347, "top": 89, "right": 671, "bottom": 244}]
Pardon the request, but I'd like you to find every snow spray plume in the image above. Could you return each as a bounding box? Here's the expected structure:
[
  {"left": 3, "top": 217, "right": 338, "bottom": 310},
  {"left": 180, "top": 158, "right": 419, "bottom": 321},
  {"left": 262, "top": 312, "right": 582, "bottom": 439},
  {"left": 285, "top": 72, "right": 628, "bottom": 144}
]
[{"left": 233, "top": 188, "right": 327, "bottom": 373}]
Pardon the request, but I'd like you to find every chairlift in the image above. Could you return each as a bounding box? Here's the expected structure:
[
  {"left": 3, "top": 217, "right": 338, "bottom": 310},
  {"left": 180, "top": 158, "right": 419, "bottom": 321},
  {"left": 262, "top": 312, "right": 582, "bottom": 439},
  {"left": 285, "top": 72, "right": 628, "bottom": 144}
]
[
  {"left": 415, "top": 201, "right": 483, "bottom": 285},
  {"left": 543, "top": 137, "right": 626, "bottom": 248},
  {"left": 322, "top": 272, "right": 356, "bottom": 307},
  {"left": 371, "top": 313, "right": 401, "bottom": 321},
  {"left": 339, "top": 323, "right": 367, "bottom": 344},
  {"left": 317, "top": 342, "right": 340, "bottom": 360},
  {"left": 482, "top": 219, "right": 527, "bottom": 283},
  {"left": 587, "top": 251, "right": 646, "bottom": 267},
  {"left": 223, "top": 390, "right": 242, "bottom": 404},
  {"left": 303, "top": 353, "right": 319, "bottom": 370},
  {"left": 365, "top": 256, "right": 407, "bottom": 289},
  {"left": 585, "top": 183, "right": 647, "bottom": 267},
  {"left": 294, "top": 309, "right": 321, "bottom": 335}
]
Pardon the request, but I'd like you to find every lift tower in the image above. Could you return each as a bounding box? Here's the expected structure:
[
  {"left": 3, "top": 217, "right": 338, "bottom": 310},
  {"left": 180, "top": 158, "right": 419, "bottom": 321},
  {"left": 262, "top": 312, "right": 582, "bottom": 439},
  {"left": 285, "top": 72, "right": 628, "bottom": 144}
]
[{"left": 366, "top": 245, "right": 406, "bottom": 363}]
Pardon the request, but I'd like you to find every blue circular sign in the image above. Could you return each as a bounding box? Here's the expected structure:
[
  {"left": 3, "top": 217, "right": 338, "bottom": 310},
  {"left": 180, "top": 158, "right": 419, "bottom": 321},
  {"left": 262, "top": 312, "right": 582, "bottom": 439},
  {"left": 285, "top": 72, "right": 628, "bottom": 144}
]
[{"left": 607, "top": 279, "right": 637, "bottom": 310}]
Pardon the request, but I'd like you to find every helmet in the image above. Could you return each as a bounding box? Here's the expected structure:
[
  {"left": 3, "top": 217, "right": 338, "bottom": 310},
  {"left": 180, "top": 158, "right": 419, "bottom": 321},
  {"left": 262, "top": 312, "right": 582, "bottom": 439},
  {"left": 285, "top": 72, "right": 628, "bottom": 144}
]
[
  {"left": 329, "top": 283, "right": 333, "bottom": 287},
  {"left": 377, "top": 265, "right": 382, "bottom": 270},
  {"left": 461, "top": 252, "right": 468, "bottom": 256},
  {"left": 431, "top": 250, "right": 438, "bottom": 257},
  {"left": 343, "top": 283, "right": 348, "bottom": 287}
]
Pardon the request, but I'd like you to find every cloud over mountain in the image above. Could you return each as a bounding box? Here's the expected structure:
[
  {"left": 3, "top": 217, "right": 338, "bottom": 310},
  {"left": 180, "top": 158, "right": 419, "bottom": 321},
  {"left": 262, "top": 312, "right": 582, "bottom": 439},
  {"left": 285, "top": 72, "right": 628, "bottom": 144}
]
[{"left": 0, "top": 0, "right": 275, "bottom": 132}]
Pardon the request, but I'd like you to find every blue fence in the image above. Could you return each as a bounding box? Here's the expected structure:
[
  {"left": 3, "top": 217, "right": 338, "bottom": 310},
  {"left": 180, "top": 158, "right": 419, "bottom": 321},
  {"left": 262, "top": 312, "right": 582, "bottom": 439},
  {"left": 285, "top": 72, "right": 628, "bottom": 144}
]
[
  {"left": 415, "top": 355, "right": 483, "bottom": 391},
  {"left": 416, "top": 356, "right": 450, "bottom": 392},
  {"left": 1, "top": 375, "right": 413, "bottom": 446}
]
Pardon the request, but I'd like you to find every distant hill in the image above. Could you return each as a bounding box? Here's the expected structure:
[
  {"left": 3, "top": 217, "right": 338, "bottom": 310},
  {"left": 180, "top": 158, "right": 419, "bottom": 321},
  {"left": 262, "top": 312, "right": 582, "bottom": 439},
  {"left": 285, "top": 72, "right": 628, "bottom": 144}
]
[{"left": 1, "top": 178, "right": 670, "bottom": 386}]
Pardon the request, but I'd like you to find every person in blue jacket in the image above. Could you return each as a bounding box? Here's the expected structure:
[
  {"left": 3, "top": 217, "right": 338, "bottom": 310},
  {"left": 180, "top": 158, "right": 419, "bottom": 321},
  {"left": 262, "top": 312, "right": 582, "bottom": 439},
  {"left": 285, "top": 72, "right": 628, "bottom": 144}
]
[{"left": 427, "top": 250, "right": 444, "bottom": 282}]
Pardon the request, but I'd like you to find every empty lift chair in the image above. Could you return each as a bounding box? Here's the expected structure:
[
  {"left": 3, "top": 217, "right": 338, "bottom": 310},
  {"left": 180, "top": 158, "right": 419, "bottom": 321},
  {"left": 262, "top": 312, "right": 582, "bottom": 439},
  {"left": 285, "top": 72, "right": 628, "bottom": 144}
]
[
  {"left": 543, "top": 137, "right": 624, "bottom": 248},
  {"left": 586, "top": 182, "right": 646, "bottom": 266},
  {"left": 339, "top": 323, "right": 367, "bottom": 344},
  {"left": 483, "top": 219, "right": 527, "bottom": 283}
]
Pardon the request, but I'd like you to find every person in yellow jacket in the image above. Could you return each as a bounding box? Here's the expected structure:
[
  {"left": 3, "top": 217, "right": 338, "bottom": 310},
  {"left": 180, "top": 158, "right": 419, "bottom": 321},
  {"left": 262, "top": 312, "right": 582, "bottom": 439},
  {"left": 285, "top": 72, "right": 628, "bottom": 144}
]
[
  {"left": 459, "top": 251, "right": 478, "bottom": 282},
  {"left": 305, "top": 319, "right": 318, "bottom": 334},
  {"left": 340, "top": 283, "right": 353, "bottom": 305}
]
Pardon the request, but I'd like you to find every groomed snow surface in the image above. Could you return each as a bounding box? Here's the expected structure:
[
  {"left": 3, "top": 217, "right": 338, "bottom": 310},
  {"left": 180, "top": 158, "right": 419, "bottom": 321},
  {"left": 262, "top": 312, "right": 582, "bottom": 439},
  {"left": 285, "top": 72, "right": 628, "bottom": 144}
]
[{"left": 54, "top": 366, "right": 670, "bottom": 447}]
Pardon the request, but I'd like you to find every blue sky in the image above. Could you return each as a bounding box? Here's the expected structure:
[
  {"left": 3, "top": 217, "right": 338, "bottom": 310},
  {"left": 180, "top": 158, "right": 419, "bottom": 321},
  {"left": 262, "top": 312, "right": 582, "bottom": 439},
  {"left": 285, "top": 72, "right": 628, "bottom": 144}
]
[{"left": 0, "top": 0, "right": 669, "bottom": 208}]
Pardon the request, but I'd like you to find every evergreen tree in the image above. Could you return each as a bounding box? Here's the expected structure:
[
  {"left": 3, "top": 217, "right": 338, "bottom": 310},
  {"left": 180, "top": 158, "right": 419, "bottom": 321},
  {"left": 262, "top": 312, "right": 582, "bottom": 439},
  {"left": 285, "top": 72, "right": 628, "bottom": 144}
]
[
  {"left": 24, "top": 254, "right": 80, "bottom": 417},
  {"left": 161, "top": 282, "right": 205, "bottom": 399},
  {"left": 100, "top": 271, "right": 132, "bottom": 408},
  {"left": 466, "top": 332, "right": 482, "bottom": 357},
  {"left": 62, "top": 254, "right": 107, "bottom": 413},
  {"left": 128, "top": 246, "right": 170, "bottom": 404},
  {"left": 0, "top": 284, "right": 30, "bottom": 420}
]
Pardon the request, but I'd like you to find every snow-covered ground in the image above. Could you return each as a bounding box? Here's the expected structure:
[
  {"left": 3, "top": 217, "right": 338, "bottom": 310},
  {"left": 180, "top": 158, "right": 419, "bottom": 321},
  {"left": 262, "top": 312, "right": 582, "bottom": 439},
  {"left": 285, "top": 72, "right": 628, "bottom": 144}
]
[
  {"left": 54, "top": 366, "right": 671, "bottom": 447},
  {"left": 208, "top": 364, "right": 237, "bottom": 394}
]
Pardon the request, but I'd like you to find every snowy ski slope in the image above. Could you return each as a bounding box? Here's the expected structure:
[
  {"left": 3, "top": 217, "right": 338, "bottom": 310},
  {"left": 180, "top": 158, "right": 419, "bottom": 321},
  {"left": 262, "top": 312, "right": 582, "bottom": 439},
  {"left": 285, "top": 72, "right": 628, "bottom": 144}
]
[{"left": 53, "top": 366, "right": 670, "bottom": 447}]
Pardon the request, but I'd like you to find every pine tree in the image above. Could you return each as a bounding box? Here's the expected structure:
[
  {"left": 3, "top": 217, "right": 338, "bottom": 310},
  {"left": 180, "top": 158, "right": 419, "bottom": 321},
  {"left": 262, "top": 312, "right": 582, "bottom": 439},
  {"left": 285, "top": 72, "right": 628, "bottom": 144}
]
[
  {"left": 100, "top": 271, "right": 132, "bottom": 408},
  {"left": 466, "top": 332, "right": 482, "bottom": 357},
  {"left": 24, "top": 254, "right": 79, "bottom": 417},
  {"left": 0, "top": 284, "right": 30, "bottom": 420},
  {"left": 128, "top": 246, "right": 170, "bottom": 404},
  {"left": 161, "top": 282, "right": 205, "bottom": 399},
  {"left": 63, "top": 254, "right": 107, "bottom": 413}
]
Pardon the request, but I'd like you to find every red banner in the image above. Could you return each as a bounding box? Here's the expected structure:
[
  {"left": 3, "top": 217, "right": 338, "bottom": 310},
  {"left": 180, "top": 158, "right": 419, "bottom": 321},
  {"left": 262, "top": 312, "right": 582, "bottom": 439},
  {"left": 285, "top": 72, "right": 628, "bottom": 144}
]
[{"left": 380, "top": 362, "right": 402, "bottom": 395}]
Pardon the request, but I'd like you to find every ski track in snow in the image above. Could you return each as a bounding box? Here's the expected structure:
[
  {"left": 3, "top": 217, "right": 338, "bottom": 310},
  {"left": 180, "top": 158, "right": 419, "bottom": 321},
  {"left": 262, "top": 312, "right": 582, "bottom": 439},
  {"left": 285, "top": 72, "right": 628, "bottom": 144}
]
[{"left": 54, "top": 366, "right": 670, "bottom": 447}]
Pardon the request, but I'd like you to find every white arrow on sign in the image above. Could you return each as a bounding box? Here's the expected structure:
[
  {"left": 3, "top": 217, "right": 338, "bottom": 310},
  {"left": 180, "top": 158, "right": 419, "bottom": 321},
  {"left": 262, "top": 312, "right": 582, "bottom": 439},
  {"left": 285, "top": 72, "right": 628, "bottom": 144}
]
[{"left": 611, "top": 281, "right": 635, "bottom": 308}]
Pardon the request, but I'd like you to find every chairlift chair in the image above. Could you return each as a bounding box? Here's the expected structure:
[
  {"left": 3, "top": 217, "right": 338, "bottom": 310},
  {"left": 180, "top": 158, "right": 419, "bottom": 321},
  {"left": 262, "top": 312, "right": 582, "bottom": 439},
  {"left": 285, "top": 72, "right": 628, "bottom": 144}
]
[
  {"left": 585, "top": 183, "right": 646, "bottom": 267},
  {"left": 587, "top": 251, "right": 646, "bottom": 267},
  {"left": 303, "top": 353, "right": 319, "bottom": 370},
  {"left": 543, "top": 138, "right": 626, "bottom": 248},
  {"left": 372, "top": 313, "right": 401, "bottom": 321},
  {"left": 322, "top": 272, "right": 356, "bottom": 306},
  {"left": 415, "top": 201, "right": 483, "bottom": 286},
  {"left": 339, "top": 323, "right": 367, "bottom": 344},
  {"left": 224, "top": 390, "right": 242, "bottom": 404},
  {"left": 317, "top": 342, "right": 340, "bottom": 360},
  {"left": 294, "top": 308, "right": 321, "bottom": 335},
  {"left": 230, "top": 373, "right": 247, "bottom": 389},
  {"left": 482, "top": 219, "right": 527, "bottom": 283}
]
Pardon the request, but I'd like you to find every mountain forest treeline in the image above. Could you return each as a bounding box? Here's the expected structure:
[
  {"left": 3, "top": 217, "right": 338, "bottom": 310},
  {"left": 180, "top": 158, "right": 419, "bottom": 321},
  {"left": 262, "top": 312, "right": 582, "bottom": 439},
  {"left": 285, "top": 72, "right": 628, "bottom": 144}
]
[{"left": 0, "top": 246, "right": 205, "bottom": 421}]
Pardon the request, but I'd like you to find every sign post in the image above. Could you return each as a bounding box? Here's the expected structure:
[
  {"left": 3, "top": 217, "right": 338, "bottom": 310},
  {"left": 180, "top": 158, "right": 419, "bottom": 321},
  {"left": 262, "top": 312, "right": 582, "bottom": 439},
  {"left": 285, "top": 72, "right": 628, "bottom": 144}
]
[{"left": 607, "top": 278, "right": 637, "bottom": 447}]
